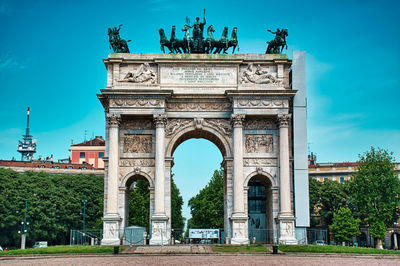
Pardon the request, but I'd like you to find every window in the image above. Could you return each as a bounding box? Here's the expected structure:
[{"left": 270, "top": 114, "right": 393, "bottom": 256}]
[
  {"left": 54, "top": 166, "right": 60, "bottom": 169},
  {"left": 81, "top": 167, "right": 87, "bottom": 170},
  {"left": 99, "top": 152, "right": 104, "bottom": 158},
  {"left": 340, "top": 177, "right": 345, "bottom": 183},
  {"left": 79, "top": 152, "right": 85, "bottom": 158}
]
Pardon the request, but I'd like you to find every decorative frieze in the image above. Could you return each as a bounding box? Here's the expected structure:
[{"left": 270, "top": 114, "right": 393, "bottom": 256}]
[
  {"left": 245, "top": 134, "right": 273, "bottom": 153},
  {"left": 120, "top": 159, "right": 155, "bottom": 167},
  {"left": 244, "top": 119, "right": 276, "bottom": 130},
  {"left": 243, "top": 158, "right": 277, "bottom": 167},
  {"left": 123, "top": 135, "right": 152, "bottom": 153},
  {"left": 237, "top": 99, "right": 287, "bottom": 108},
  {"left": 120, "top": 119, "right": 153, "bottom": 130},
  {"left": 166, "top": 101, "right": 231, "bottom": 111},
  {"left": 110, "top": 98, "right": 163, "bottom": 108}
]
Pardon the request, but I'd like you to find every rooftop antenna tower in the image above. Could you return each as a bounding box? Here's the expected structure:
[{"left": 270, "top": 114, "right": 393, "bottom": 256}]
[{"left": 17, "top": 107, "right": 37, "bottom": 161}]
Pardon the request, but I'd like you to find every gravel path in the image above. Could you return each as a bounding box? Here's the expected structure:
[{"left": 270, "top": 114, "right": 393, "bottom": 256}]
[{"left": 1, "top": 254, "right": 400, "bottom": 266}]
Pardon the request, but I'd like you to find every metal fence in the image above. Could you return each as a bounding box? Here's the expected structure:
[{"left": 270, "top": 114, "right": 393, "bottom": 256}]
[
  {"left": 70, "top": 230, "right": 102, "bottom": 246},
  {"left": 248, "top": 229, "right": 276, "bottom": 244},
  {"left": 307, "top": 228, "right": 329, "bottom": 244}
]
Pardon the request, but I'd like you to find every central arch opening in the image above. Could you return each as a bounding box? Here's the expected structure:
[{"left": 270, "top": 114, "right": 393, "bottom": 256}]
[
  {"left": 170, "top": 129, "right": 227, "bottom": 243},
  {"left": 247, "top": 175, "right": 273, "bottom": 244}
]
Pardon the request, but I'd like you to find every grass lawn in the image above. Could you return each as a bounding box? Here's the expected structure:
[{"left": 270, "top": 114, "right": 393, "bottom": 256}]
[
  {"left": 212, "top": 244, "right": 268, "bottom": 253},
  {"left": 279, "top": 245, "right": 400, "bottom": 255},
  {"left": 0, "top": 245, "right": 126, "bottom": 256}
]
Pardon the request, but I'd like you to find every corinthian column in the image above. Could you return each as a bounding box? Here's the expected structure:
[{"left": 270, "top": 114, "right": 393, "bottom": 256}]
[
  {"left": 150, "top": 114, "right": 169, "bottom": 245},
  {"left": 277, "top": 114, "right": 297, "bottom": 244},
  {"left": 231, "top": 114, "right": 245, "bottom": 215},
  {"left": 102, "top": 113, "right": 121, "bottom": 245},
  {"left": 106, "top": 113, "right": 121, "bottom": 215},
  {"left": 153, "top": 114, "right": 167, "bottom": 215},
  {"left": 230, "top": 114, "right": 248, "bottom": 245}
]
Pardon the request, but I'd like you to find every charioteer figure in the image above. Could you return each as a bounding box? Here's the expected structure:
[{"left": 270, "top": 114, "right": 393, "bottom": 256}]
[{"left": 265, "top": 28, "right": 288, "bottom": 54}]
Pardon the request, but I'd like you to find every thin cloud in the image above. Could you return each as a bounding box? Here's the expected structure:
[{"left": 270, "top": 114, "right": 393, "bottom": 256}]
[{"left": 0, "top": 54, "right": 28, "bottom": 71}]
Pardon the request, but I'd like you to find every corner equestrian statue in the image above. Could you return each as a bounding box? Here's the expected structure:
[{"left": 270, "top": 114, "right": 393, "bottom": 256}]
[
  {"left": 158, "top": 9, "right": 238, "bottom": 54},
  {"left": 265, "top": 28, "right": 288, "bottom": 54},
  {"left": 108, "top": 24, "right": 131, "bottom": 53}
]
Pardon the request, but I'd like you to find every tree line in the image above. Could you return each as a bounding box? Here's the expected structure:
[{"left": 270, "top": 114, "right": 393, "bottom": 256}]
[
  {"left": 0, "top": 170, "right": 104, "bottom": 247},
  {"left": 310, "top": 147, "right": 400, "bottom": 247},
  {"left": 0, "top": 169, "right": 185, "bottom": 247}
]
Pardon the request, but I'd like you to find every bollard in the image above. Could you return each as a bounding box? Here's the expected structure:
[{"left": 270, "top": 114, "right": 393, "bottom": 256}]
[
  {"left": 272, "top": 245, "right": 278, "bottom": 254},
  {"left": 114, "top": 246, "right": 119, "bottom": 255}
]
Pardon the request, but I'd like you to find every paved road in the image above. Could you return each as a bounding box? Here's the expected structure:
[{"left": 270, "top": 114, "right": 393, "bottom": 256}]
[{"left": 1, "top": 255, "right": 400, "bottom": 266}]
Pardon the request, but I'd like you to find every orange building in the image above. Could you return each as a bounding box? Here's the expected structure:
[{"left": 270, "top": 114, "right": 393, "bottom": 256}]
[{"left": 70, "top": 136, "right": 105, "bottom": 169}]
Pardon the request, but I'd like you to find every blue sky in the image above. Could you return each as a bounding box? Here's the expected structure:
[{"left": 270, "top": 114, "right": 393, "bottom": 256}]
[{"left": 1, "top": 0, "right": 399, "bottom": 219}]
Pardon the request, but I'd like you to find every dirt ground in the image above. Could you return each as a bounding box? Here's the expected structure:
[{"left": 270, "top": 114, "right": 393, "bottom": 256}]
[{"left": 1, "top": 254, "right": 400, "bottom": 266}]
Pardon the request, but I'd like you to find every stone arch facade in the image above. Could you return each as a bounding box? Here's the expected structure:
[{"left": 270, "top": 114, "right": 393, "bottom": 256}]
[{"left": 98, "top": 53, "right": 308, "bottom": 245}]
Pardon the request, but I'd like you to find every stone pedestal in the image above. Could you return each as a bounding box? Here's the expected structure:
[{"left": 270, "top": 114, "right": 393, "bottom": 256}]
[
  {"left": 278, "top": 215, "right": 297, "bottom": 245},
  {"left": 101, "top": 215, "right": 121, "bottom": 245},
  {"left": 231, "top": 215, "right": 249, "bottom": 245},
  {"left": 150, "top": 215, "right": 169, "bottom": 245}
]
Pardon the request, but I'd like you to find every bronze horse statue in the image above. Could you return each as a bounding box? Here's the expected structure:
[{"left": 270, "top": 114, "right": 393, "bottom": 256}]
[
  {"left": 211, "top": 27, "right": 229, "bottom": 54},
  {"left": 108, "top": 25, "right": 130, "bottom": 53},
  {"left": 159, "top": 28, "right": 173, "bottom": 53},
  {"left": 266, "top": 28, "right": 288, "bottom": 54}
]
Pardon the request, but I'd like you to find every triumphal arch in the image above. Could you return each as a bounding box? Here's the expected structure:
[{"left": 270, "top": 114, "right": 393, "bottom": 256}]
[{"left": 98, "top": 52, "right": 309, "bottom": 245}]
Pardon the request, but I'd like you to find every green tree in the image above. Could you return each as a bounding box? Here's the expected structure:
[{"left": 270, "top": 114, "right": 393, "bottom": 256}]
[
  {"left": 127, "top": 176, "right": 185, "bottom": 238},
  {"left": 309, "top": 176, "right": 322, "bottom": 226},
  {"left": 128, "top": 179, "right": 150, "bottom": 231},
  {"left": 319, "top": 179, "right": 349, "bottom": 225},
  {"left": 351, "top": 147, "right": 400, "bottom": 245},
  {"left": 330, "top": 207, "right": 360, "bottom": 244},
  {"left": 0, "top": 169, "right": 104, "bottom": 247},
  {"left": 187, "top": 168, "right": 224, "bottom": 230},
  {"left": 171, "top": 177, "right": 185, "bottom": 239}
]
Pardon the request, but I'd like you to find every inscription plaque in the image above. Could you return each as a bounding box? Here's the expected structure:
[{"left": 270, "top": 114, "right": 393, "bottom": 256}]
[{"left": 160, "top": 65, "right": 237, "bottom": 85}]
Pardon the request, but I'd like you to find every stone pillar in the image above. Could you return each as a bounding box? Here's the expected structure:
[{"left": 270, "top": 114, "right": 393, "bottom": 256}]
[
  {"left": 230, "top": 114, "right": 249, "bottom": 245},
  {"left": 277, "top": 114, "right": 297, "bottom": 244},
  {"left": 394, "top": 233, "right": 398, "bottom": 250},
  {"left": 150, "top": 114, "right": 169, "bottom": 245},
  {"left": 102, "top": 113, "right": 122, "bottom": 245}
]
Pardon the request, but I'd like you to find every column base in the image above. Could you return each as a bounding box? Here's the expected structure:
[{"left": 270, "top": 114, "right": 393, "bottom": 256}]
[
  {"left": 231, "top": 213, "right": 249, "bottom": 245},
  {"left": 278, "top": 214, "right": 298, "bottom": 245},
  {"left": 101, "top": 214, "right": 121, "bottom": 246},
  {"left": 150, "top": 214, "right": 169, "bottom": 245}
]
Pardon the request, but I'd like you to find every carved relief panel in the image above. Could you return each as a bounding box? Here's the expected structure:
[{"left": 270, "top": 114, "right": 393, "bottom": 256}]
[
  {"left": 123, "top": 134, "right": 152, "bottom": 153},
  {"left": 245, "top": 134, "right": 273, "bottom": 153},
  {"left": 119, "top": 63, "right": 157, "bottom": 84}
]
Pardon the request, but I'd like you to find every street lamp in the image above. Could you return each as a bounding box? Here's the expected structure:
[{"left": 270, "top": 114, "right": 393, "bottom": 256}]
[
  {"left": 82, "top": 200, "right": 87, "bottom": 234},
  {"left": 18, "top": 200, "right": 29, "bottom": 249}
]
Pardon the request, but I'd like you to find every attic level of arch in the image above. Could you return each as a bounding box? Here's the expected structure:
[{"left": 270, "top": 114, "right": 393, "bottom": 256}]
[{"left": 102, "top": 54, "right": 292, "bottom": 92}]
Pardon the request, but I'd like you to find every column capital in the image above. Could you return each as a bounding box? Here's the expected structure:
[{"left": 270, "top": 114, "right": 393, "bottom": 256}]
[
  {"left": 106, "top": 113, "right": 121, "bottom": 127},
  {"left": 231, "top": 114, "right": 245, "bottom": 127},
  {"left": 153, "top": 114, "right": 167, "bottom": 128},
  {"left": 277, "top": 114, "right": 291, "bottom": 128}
]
